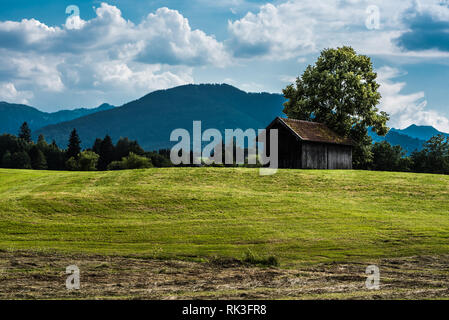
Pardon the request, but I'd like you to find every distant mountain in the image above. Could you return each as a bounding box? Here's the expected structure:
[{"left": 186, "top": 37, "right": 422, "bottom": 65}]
[
  {"left": 391, "top": 124, "right": 449, "bottom": 141},
  {"left": 0, "top": 102, "right": 114, "bottom": 135},
  {"left": 35, "top": 84, "right": 285, "bottom": 150},
  {"left": 6, "top": 83, "right": 446, "bottom": 154},
  {"left": 369, "top": 130, "right": 425, "bottom": 155},
  {"left": 368, "top": 124, "right": 449, "bottom": 155}
]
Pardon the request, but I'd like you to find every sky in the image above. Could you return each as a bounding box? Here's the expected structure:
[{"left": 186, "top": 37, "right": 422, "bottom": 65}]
[{"left": 0, "top": 0, "right": 449, "bottom": 132}]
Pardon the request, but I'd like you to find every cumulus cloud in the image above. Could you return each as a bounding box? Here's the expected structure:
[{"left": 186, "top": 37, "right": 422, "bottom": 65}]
[
  {"left": 134, "top": 8, "right": 230, "bottom": 66},
  {"left": 377, "top": 66, "right": 449, "bottom": 132},
  {"left": 1, "top": 0, "right": 449, "bottom": 127},
  {"left": 227, "top": 0, "right": 449, "bottom": 60},
  {"left": 0, "top": 4, "right": 229, "bottom": 65},
  {"left": 395, "top": 0, "right": 449, "bottom": 52},
  {"left": 0, "top": 18, "right": 63, "bottom": 52},
  {"left": 0, "top": 50, "right": 65, "bottom": 94},
  {"left": 0, "top": 3, "right": 227, "bottom": 110},
  {"left": 227, "top": 2, "right": 316, "bottom": 59},
  {"left": 0, "top": 82, "right": 33, "bottom": 104},
  {"left": 227, "top": 0, "right": 404, "bottom": 59}
]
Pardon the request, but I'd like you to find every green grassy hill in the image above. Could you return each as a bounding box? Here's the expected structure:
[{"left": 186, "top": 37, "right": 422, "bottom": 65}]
[{"left": 0, "top": 168, "right": 448, "bottom": 266}]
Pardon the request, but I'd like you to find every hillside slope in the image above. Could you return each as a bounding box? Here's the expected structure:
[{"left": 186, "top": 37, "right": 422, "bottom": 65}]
[
  {"left": 0, "top": 102, "right": 114, "bottom": 135},
  {"left": 0, "top": 167, "right": 448, "bottom": 266},
  {"left": 368, "top": 124, "right": 449, "bottom": 155},
  {"left": 35, "top": 84, "right": 285, "bottom": 149},
  {"left": 369, "top": 130, "right": 425, "bottom": 155}
]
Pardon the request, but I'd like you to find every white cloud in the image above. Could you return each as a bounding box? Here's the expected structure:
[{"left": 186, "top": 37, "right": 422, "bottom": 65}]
[
  {"left": 0, "top": 82, "right": 33, "bottom": 104},
  {"left": 92, "top": 61, "right": 193, "bottom": 92},
  {"left": 0, "top": 50, "right": 65, "bottom": 96},
  {"left": 0, "top": 4, "right": 229, "bottom": 66},
  {"left": 239, "top": 81, "right": 266, "bottom": 92},
  {"left": 136, "top": 7, "right": 230, "bottom": 66},
  {"left": 414, "top": 0, "right": 449, "bottom": 20},
  {"left": 227, "top": 0, "right": 449, "bottom": 60},
  {"left": 279, "top": 75, "right": 296, "bottom": 83},
  {"left": 1, "top": 0, "right": 449, "bottom": 128},
  {"left": 227, "top": 2, "right": 316, "bottom": 59},
  {"left": 0, "top": 3, "right": 227, "bottom": 110},
  {"left": 377, "top": 66, "right": 449, "bottom": 132}
]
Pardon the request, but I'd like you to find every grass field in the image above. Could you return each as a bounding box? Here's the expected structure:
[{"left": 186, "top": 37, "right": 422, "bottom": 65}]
[
  {"left": 1, "top": 167, "right": 448, "bottom": 265},
  {"left": 1, "top": 167, "right": 449, "bottom": 299}
]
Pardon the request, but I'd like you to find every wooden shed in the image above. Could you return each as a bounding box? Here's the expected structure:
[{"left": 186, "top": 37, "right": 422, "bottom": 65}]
[{"left": 263, "top": 117, "right": 353, "bottom": 169}]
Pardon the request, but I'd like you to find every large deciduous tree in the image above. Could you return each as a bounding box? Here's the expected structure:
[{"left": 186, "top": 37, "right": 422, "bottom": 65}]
[{"left": 282, "top": 46, "right": 389, "bottom": 168}]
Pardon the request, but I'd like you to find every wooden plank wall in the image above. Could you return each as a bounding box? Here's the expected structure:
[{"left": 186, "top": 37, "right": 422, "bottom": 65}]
[
  {"left": 270, "top": 123, "right": 302, "bottom": 169},
  {"left": 327, "top": 144, "right": 352, "bottom": 169},
  {"left": 301, "top": 142, "right": 352, "bottom": 169}
]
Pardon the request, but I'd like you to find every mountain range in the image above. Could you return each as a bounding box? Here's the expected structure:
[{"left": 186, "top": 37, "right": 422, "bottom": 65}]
[
  {"left": 0, "top": 83, "right": 448, "bottom": 153},
  {"left": 35, "top": 84, "right": 285, "bottom": 150},
  {"left": 0, "top": 102, "right": 114, "bottom": 135},
  {"left": 391, "top": 125, "right": 449, "bottom": 141},
  {"left": 369, "top": 124, "right": 449, "bottom": 155},
  {"left": 369, "top": 130, "right": 425, "bottom": 155}
]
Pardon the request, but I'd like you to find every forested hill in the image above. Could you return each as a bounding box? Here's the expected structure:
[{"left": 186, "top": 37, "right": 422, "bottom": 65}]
[
  {"left": 391, "top": 125, "right": 449, "bottom": 141},
  {"left": 369, "top": 124, "right": 449, "bottom": 155},
  {"left": 0, "top": 102, "right": 114, "bottom": 134},
  {"left": 35, "top": 84, "right": 286, "bottom": 150},
  {"left": 3, "top": 83, "right": 448, "bottom": 153}
]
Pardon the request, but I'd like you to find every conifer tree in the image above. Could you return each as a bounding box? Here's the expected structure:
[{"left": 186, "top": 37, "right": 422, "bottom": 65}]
[
  {"left": 18, "top": 122, "right": 32, "bottom": 143},
  {"left": 67, "top": 128, "right": 81, "bottom": 159},
  {"left": 98, "top": 135, "right": 115, "bottom": 170}
]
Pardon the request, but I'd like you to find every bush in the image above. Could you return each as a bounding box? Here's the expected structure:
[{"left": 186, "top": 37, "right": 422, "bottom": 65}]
[
  {"left": 1, "top": 150, "right": 12, "bottom": 168},
  {"left": 11, "top": 151, "right": 31, "bottom": 169},
  {"left": 65, "top": 151, "right": 99, "bottom": 171},
  {"left": 126, "top": 152, "right": 153, "bottom": 169},
  {"left": 78, "top": 151, "right": 99, "bottom": 171},
  {"left": 107, "top": 160, "right": 126, "bottom": 170},
  {"left": 65, "top": 157, "right": 78, "bottom": 171},
  {"left": 107, "top": 152, "right": 152, "bottom": 170},
  {"left": 147, "top": 152, "right": 172, "bottom": 167}
]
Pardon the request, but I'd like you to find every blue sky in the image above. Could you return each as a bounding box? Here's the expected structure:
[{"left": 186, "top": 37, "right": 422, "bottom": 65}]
[{"left": 0, "top": 0, "right": 449, "bottom": 132}]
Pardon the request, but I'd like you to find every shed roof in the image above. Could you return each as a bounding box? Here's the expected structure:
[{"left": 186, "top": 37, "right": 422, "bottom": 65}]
[{"left": 268, "top": 117, "right": 353, "bottom": 146}]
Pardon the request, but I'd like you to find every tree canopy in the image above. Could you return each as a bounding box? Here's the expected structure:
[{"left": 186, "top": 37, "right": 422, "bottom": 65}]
[{"left": 282, "top": 46, "right": 389, "bottom": 168}]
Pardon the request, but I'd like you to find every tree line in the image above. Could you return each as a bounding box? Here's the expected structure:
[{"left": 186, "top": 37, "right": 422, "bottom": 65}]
[
  {"left": 1, "top": 122, "right": 448, "bottom": 174},
  {"left": 371, "top": 135, "right": 449, "bottom": 174},
  {"left": 0, "top": 122, "right": 172, "bottom": 171}
]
